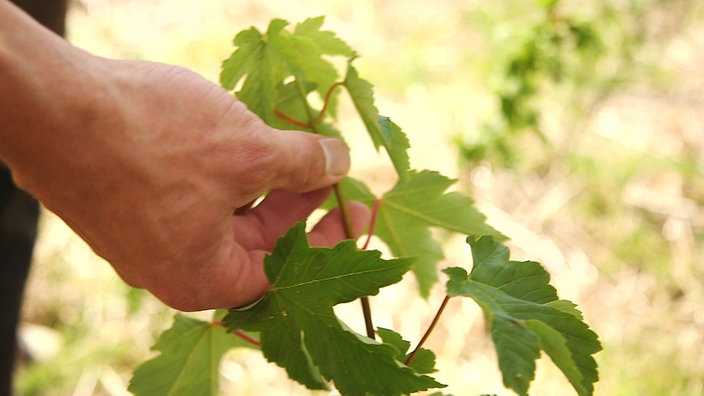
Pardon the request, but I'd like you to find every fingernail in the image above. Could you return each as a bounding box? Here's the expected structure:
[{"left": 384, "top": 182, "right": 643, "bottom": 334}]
[{"left": 319, "top": 138, "right": 350, "bottom": 176}]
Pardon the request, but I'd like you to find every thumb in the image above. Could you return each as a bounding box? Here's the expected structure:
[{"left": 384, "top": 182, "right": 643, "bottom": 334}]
[{"left": 251, "top": 128, "right": 350, "bottom": 193}]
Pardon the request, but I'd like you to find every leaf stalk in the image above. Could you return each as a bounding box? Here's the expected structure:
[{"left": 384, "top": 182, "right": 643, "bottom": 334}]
[{"left": 405, "top": 295, "right": 451, "bottom": 365}]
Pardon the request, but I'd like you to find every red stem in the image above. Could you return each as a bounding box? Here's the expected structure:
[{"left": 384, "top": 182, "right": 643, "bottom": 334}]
[
  {"left": 358, "top": 198, "right": 381, "bottom": 339},
  {"left": 361, "top": 199, "right": 382, "bottom": 250},
  {"left": 405, "top": 295, "right": 451, "bottom": 365},
  {"left": 315, "top": 81, "right": 345, "bottom": 123},
  {"left": 273, "top": 81, "right": 343, "bottom": 128},
  {"left": 232, "top": 330, "right": 261, "bottom": 347},
  {"left": 213, "top": 321, "right": 261, "bottom": 347},
  {"left": 274, "top": 109, "right": 310, "bottom": 128}
]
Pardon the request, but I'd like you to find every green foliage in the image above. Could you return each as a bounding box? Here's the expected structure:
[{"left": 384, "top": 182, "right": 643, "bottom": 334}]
[
  {"left": 344, "top": 66, "right": 411, "bottom": 177},
  {"left": 220, "top": 17, "right": 412, "bottom": 176},
  {"left": 376, "top": 327, "right": 438, "bottom": 375},
  {"left": 457, "top": 0, "right": 652, "bottom": 166},
  {"left": 444, "top": 236, "right": 602, "bottom": 396},
  {"left": 129, "top": 314, "right": 254, "bottom": 396},
  {"left": 130, "top": 16, "right": 602, "bottom": 396},
  {"left": 332, "top": 171, "right": 504, "bottom": 296},
  {"left": 220, "top": 17, "right": 353, "bottom": 128},
  {"left": 223, "top": 222, "right": 443, "bottom": 395}
]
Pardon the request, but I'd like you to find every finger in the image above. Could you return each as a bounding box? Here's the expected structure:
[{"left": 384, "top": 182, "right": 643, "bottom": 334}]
[
  {"left": 227, "top": 120, "right": 350, "bottom": 200},
  {"left": 234, "top": 188, "right": 333, "bottom": 250},
  {"left": 219, "top": 202, "right": 370, "bottom": 308},
  {"left": 263, "top": 130, "right": 350, "bottom": 192},
  {"left": 136, "top": 239, "right": 270, "bottom": 311},
  {"left": 308, "top": 202, "right": 371, "bottom": 247},
  {"left": 154, "top": 201, "right": 370, "bottom": 311},
  {"left": 203, "top": 201, "right": 370, "bottom": 309}
]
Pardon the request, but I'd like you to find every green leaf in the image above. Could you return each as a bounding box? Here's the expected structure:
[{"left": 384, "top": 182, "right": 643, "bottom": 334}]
[
  {"left": 290, "top": 17, "right": 353, "bottom": 120},
  {"left": 344, "top": 65, "right": 411, "bottom": 177},
  {"left": 219, "top": 27, "right": 262, "bottom": 91},
  {"left": 376, "top": 327, "right": 411, "bottom": 359},
  {"left": 377, "top": 327, "right": 438, "bottom": 374},
  {"left": 546, "top": 300, "right": 585, "bottom": 320},
  {"left": 327, "top": 173, "right": 503, "bottom": 297},
  {"left": 379, "top": 115, "right": 412, "bottom": 178},
  {"left": 490, "top": 313, "right": 541, "bottom": 394},
  {"left": 220, "top": 17, "right": 353, "bottom": 126},
  {"left": 223, "top": 222, "right": 444, "bottom": 396},
  {"left": 128, "top": 314, "right": 250, "bottom": 396},
  {"left": 220, "top": 19, "right": 293, "bottom": 124},
  {"left": 376, "top": 170, "right": 504, "bottom": 296},
  {"left": 269, "top": 80, "right": 310, "bottom": 130},
  {"left": 293, "top": 16, "right": 356, "bottom": 57},
  {"left": 325, "top": 177, "right": 377, "bottom": 206},
  {"left": 444, "top": 236, "right": 602, "bottom": 396},
  {"left": 467, "top": 235, "right": 558, "bottom": 304}
]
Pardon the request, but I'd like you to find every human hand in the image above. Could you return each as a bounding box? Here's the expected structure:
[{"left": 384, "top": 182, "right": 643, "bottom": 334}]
[{"left": 4, "top": 52, "right": 369, "bottom": 310}]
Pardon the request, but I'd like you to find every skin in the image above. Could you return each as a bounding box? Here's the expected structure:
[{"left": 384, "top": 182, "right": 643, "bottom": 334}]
[{"left": 0, "top": 1, "right": 369, "bottom": 311}]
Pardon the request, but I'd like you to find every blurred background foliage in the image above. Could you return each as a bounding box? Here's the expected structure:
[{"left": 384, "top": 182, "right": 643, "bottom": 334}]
[{"left": 16, "top": 0, "right": 704, "bottom": 395}]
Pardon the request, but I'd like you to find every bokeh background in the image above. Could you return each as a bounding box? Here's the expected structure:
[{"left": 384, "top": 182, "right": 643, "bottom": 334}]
[{"left": 16, "top": 0, "right": 704, "bottom": 395}]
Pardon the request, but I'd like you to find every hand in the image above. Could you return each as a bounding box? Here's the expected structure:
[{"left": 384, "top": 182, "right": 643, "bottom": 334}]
[
  {"left": 83, "top": 61, "right": 370, "bottom": 310},
  {"left": 2, "top": 36, "right": 369, "bottom": 310}
]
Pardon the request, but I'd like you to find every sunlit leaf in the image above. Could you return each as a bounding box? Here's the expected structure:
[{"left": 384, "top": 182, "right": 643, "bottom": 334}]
[
  {"left": 444, "top": 236, "right": 602, "bottom": 396},
  {"left": 128, "top": 314, "right": 252, "bottom": 396},
  {"left": 223, "top": 222, "right": 444, "bottom": 396},
  {"left": 344, "top": 65, "right": 411, "bottom": 177}
]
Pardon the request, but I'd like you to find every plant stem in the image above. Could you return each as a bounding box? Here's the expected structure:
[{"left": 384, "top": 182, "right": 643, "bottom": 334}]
[
  {"left": 274, "top": 109, "right": 310, "bottom": 128},
  {"left": 213, "top": 321, "right": 261, "bottom": 347},
  {"left": 360, "top": 297, "right": 375, "bottom": 339},
  {"left": 293, "top": 77, "right": 376, "bottom": 340},
  {"left": 361, "top": 199, "right": 381, "bottom": 250},
  {"left": 405, "top": 295, "right": 451, "bottom": 365},
  {"left": 293, "top": 77, "right": 319, "bottom": 127},
  {"left": 233, "top": 330, "right": 261, "bottom": 347},
  {"left": 333, "top": 183, "right": 356, "bottom": 242},
  {"left": 357, "top": 198, "right": 382, "bottom": 338},
  {"left": 315, "top": 81, "right": 345, "bottom": 123}
]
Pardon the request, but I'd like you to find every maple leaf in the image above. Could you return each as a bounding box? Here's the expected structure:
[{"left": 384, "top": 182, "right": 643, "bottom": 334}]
[
  {"left": 343, "top": 65, "right": 411, "bottom": 177},
  {"left": 222, "top": 222, "right": 444, "bottom": 396},
  {"left": 444, "top": 236, "right": 602, "bottom": 396},
  {"left": 378, "top": 115, "right": 412, "bottom": 178},
  {"left": 333, "top": 171, "right": 504, "bottom": 297},
  {"left": 128, "top": 314, "right": 254, "bottom": 396},
  {"left": 377, "top": 327, "right": 438, "bottom": 375},
  {"left": 220, "top": 19, "right": 292, "bottom": 124},
  {"left": 220, "top": 17, "right": 352, "bottom": 127},
  {"left": 293, "top": 16, "right": 355, "bottom": 57}
]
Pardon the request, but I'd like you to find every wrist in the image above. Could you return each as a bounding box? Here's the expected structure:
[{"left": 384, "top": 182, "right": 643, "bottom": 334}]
[{"left": 0, "top": 1, "right": 117, "bottom": 192}]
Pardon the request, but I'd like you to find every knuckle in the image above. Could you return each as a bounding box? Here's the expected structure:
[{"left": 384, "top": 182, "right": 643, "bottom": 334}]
[{"left": 233, "top": 134, "right": 278, "bottom": 189}]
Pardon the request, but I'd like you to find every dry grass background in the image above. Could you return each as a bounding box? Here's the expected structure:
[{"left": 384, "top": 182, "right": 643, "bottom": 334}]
[{"left": 16, "top": 0, "right": 704, "bottom": 395}]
